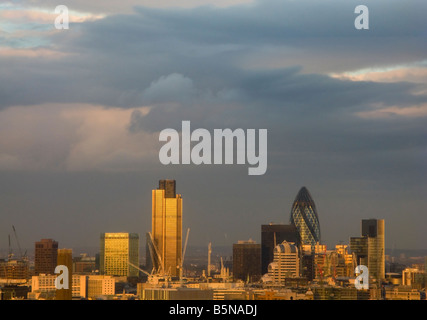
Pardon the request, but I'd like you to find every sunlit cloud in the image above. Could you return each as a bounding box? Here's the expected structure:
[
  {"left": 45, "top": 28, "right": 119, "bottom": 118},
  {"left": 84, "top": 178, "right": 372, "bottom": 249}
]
[
  {"left": 0, "top": 4, "right": 105, "bottom": 49},
  {"left": 330, "top": 61, "right": 427, "bottom": 84},
  {"left": 0, "top": 104, "right": 158, "bottom": 172},
  {"left": 356, "top": 103, "right": 427, "bottom": 119}
]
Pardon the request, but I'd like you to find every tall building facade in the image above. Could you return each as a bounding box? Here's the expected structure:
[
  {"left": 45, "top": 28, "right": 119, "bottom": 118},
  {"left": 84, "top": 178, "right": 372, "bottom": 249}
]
[
  {"left": 149, "top": 180, "right": 182, "bottom": 277},
  {"left": 261, "top": 224, "right": 298, "bottom": 275},
  {"left": 233, "top": 239, "right": 261, "bottom": 282},
  {"left": 100, "top": 233, "right": 139, "bottom": 277},
  {"left": 350, "top": 219, "right": 385, "bottom": 282},
  {"left": 56, "top": 248, "right": 73, "bottom": 300},
  {"left": 268, "top": 241, "right": 300, "bottom": 283},
  {"left": 34, "top": 239, "right": 58, "bottom": 275},
  {"left": 290, "top": 187, "right": 321, "bottom": 248},
  {"left": 363, "top": 219, "right": 385, "bottom": 282}
]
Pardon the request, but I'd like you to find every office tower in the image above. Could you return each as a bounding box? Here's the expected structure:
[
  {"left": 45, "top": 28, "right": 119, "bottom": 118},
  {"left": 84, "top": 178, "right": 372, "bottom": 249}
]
[
  {"left": 34, "top": 239, "right": 58, "bottom": 275},
  {"left": 100, "top": 233, "right": 139, "bottom": 277},
  {"left": 56, "top": 248, "right": 73, "bottom": 300},
  {"left": 149, "top": 179, "right": 182, "bottom": 277},
  {"left": 363, "top": 219, "right": 385, "bottom": 281},
  {"left": 290, "top": 187, "right": 321, "bottom": 248},
  {"left": 233, "top": 239, "right": 261, "bottom": 282},
  {"left": 350, "top": 236, "right": 368, "bottom": 266},
  {"left": 268, "top": 241, "right": 300, "bottom": 283},
  {"left": 350, "top": 219, "right": 385, "bottom": 282},
  {"left": 261, "top": 224, "right": 298, "bottom": 275}
]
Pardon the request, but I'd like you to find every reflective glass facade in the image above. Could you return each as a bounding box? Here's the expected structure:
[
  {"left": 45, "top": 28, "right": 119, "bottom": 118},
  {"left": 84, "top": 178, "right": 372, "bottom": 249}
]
[
  {"left": 151, "top": 180, "right": 182, "bottom": 277},
  {"left": 100, "top": 233, "right": 139, "bottom": 277},
  {"left": 290, "top": 187, "right": 321, "bottom": 247}
]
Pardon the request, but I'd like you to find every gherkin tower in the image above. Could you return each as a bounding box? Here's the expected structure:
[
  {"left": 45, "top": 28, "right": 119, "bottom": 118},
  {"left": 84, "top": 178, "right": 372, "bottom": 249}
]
[{"left": 290, "top": 187, "right": 320, "bottom": 247}]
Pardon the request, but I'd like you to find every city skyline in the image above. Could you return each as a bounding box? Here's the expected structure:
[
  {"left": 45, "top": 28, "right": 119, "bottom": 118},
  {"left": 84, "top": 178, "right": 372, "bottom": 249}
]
[
  {"left": 1, "top": 0, "right": 427, "bottom": 254},
  {"left": 0, "top": 181, "right": 423, "bottom": 257}
]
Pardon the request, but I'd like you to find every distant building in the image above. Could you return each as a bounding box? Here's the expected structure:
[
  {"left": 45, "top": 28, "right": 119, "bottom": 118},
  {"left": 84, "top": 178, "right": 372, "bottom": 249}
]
[
  {"left": 311, "top": 286, "right": 370, "bottom": 300},
  {"left": 402, "top": 267, "right": 426, "bottom": 289},
  {"left": 31, "top": 274, "right": 86, "bottom": 300},
  {"left": 0, "top": 284, "right": 30, "bottom": 300},
  {"left": 268, "top": 241, "right": 300, "bottom": 283},
  {"left": 232, "top": 239, "right": 261, "bottom": 282},
  {"left": 261, "top": 224, "right": 298, "bottom": 275},
  {"left": 0, "top": 259, "right": 29, "bottom": 279},
  {"left": 384, "top": 286, "right": 423, "bottom": 300},
  {"left": 34, "top": 239, "right": 58, "bottom": 275},
  {"left": 138, "top": 285, "right": 213, "bottom": 300},
  {"left": 73, "top": 254, "right": 96, "bottom": 274},
  {"left": 100, "top": 233, "right": 139, "bottom": 277},
  {"left": 87, "top": 275, "right": 115, "bottom": 299}
]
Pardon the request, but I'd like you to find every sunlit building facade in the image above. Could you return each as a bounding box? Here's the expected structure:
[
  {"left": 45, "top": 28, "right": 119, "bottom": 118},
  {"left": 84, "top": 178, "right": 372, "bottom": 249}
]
[
  {"left": 149, "top": 180, "right": 182, "bottom": 277},
  {"left": 100, "top": 233, "right": 139, "bottom": 277},
  {"left": 56, "top": 248, "right": 73, "bottom": 300},
  {"left": 362, "top": 219, "right": 385, "bottom": 282},
  {"left": 350, "top": 219, "right": 385, "bottom": 282},
  {"left": 290, "top": 187, "right": 321, "bottom": 248},
  {"left": 261, "top": 224, "right": 298, "bottom": 275},
  {"left": 268, "top": 241, "right": 300, "bottom": 283},
  {"left": 31, "top": 274, "right": 87, "bottom": 300}
]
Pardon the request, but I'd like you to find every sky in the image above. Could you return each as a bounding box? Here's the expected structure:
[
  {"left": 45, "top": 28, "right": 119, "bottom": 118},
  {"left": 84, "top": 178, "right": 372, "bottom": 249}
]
[{"left": 0, "top": 0, "right": 426, "bottom": 256}]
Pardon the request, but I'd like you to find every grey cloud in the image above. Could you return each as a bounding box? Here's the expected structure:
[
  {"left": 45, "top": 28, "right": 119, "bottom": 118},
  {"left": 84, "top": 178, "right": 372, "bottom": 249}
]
[{"left": 0, "top": 0, "right": 426, "bottom": 250}]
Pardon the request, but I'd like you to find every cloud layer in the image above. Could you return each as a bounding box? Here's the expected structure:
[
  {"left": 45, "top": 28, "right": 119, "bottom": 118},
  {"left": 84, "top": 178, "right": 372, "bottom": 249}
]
[{"left": 0, "top": 0, "right": 426, "bottom": 250}]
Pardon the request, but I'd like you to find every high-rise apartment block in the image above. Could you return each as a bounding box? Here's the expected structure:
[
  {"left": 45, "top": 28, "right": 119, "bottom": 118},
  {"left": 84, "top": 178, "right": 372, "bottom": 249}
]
[{"left": 100, "top": 233, "right": 139, "bottom": 277}]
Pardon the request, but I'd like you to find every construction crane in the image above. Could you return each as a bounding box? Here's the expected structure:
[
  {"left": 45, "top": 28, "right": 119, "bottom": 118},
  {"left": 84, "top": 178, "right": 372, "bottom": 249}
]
[
  {"left": 11, "top": 225, "right": 27, "bottom": 261},
  {"left": 127, "top": 261, "right": 170, "bottom": 285},
  {"left": 147, "top": 232, "right": 165, "bottom": 275},
  {"left": 12, "top": 226, "right": 23, "bottom": 258},
  {"left": 207, "top": 242, "right": 212, "bottom": 277},
  {"left": 8, "top": 234, "right": 13, "bottom": 260},
  {"left": 178, "top": 228, "right": 190, "bottom": 283}
]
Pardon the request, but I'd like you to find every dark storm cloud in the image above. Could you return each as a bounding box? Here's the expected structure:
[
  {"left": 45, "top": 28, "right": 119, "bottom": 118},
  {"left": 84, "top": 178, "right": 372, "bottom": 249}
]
[
  {"left": 2, "top": 0, "right": 427, "bottom": 109},
  {"left": 0, "top": 0, "right": 426, "bottom": 250}
]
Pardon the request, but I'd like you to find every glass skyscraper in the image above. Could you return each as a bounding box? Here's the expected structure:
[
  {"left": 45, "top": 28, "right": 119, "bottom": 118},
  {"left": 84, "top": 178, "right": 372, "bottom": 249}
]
[
  {"left": 149, "top": 179, "right": 183, "bottom": 278},
  {"left": 290, "top": 187, "right": 321, "bottom": 247},
  {"left": 100, "top": 233, "right": 139, "bottom": 277}
]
